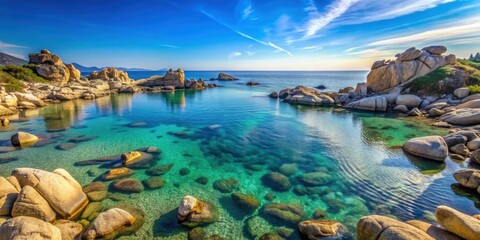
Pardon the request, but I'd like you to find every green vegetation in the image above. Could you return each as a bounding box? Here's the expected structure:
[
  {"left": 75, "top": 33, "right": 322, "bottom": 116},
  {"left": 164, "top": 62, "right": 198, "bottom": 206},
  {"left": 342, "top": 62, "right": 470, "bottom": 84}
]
[
  {"left": 467, "top": 85, "right": 480, "bottom": 94},
  {"left": 0, "top": 64, "right": 47, "bottom": 92},
  {"left": 458, "top": 59, "right": 480, "bottom": 70},
  {"left": 409, "top": 66, "right": 452, "bottom": 93}
]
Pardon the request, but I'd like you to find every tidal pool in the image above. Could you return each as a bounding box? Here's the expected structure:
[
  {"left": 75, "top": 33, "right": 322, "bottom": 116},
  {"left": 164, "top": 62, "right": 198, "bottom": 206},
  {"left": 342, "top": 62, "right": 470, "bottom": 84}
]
[{"left": 0, "top": 87, "right": 477, "bottom": 239}]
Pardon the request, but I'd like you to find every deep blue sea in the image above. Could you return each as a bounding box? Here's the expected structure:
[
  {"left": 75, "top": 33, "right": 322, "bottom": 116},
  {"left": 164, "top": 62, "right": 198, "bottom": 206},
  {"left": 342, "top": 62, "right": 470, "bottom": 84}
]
[{"left": 2, "top": 71, "right": 477, "bottom": 239}]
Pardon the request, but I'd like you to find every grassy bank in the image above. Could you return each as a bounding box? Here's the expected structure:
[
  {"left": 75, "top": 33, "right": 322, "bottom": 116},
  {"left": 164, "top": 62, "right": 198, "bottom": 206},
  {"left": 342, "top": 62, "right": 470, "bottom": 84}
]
[{"left": 0, "top": 65, "right": 48, "bottom": 91}]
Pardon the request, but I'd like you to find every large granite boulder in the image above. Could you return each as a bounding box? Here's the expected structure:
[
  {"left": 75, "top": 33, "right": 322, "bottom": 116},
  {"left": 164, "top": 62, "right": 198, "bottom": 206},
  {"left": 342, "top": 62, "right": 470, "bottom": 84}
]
[
  {"left": 35, "top": 64, "right": 70, "bottom": 86},
  {"left": 65, "top": 64, "right": 81, "bottom": 80},
  {"left": 82, "top": 208, "right": 136, "bottom": 240},
  {"left": 216, "top": 72, "right": 238, "bottom": 80},
  {"left": 0, "top": 176, "right": 20, "bottom": 216},
  {"left": 12, "top": 168, "right": 89, "bottom": 220},
  {"left": 262, "top": 203, "right": 305, "bottom": 224},
  {"left": 11, "top": 131, "right": 39, "bottom": 147},
  {"left": 88, "top": 67, "right": 131, "bottom": 82},
  {"left": 53, "top": 220, "right": 83, "bottom": 240},
  {"left": 357, "top": 215, "right": 433, "bottom": 240},
  {"left": 135, "top": 69, "right": 185, "bottom": 88},
  {"left": 407, "top": 220, "right": 461, "bottom": 240},
  {"left": 0, "top": 216, "right": 62, "bottom": 240},
  {"left": 439, "top": 108, "right": 480, "bottom": 126},
  {"left": 345, "top": 96, "right": 387, "bottom": 112},
  {"left": 11, "top": 185, "right": 56, "bottom": 222},
  {"left": 29, "top": 49, "right": 62, "bottom": 65},
  {"left": 456, "top": 99, "right": 480, "bottom": 109},
  {"left": 177, "top": 195, "right": 219, "bottom": 228},
  {"left": 396, "top": 94, "right": 422, "bottom": 108},
  {"left": 403, "top": 136, "right": 448, "bottom": 161},
  {"left": 298, "top": 219, "right": 348, "bottom": 239},
  {"left": 281, "top": 86, "right": 334, "bottom": 106},
  {"left": 436, "top": 205, "right": 480, "bottom": 240},
  {"left": 366, "top": 46, "right": 453, "bottom": 93},
  {"left": 453, "top": 169, "right": 480, "bottom": 190}
]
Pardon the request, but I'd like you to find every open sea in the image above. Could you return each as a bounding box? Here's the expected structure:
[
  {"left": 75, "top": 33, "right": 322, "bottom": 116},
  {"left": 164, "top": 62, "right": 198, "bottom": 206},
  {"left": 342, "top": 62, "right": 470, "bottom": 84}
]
[{"left": 1, "top": 71, "right": 478, "bottom": 239}]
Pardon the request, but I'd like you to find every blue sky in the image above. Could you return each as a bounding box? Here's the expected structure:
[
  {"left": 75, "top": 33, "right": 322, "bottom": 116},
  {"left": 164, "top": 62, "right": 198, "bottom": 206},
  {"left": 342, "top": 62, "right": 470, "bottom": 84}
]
[{"left": 0, "top": 0, "right": 479, "bottom": 70}]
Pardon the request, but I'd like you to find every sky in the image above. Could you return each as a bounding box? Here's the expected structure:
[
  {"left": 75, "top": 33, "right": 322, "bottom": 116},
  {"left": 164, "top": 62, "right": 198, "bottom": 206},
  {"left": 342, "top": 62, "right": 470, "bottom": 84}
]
[{"left": 0, "top": 0, "right": 479, "bottom": 70}]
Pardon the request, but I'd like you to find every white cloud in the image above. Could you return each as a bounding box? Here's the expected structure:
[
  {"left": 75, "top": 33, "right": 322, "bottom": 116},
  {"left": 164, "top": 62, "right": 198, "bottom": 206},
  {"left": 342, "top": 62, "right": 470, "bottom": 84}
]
[
  {"left": 246, "top": 51, "right": 254, "bottom": 56},
  {"left": 368, "top": 16, "right": 480, "bottom": 48},
  {"left": 301, "top": 45, "right": 323, "bottom": 51},
  {"left": 229, "top": 52, "right": 242, "bottom": 59},
  {"left": 158, "top": 44, "right": 180, "bottom": 48},
  {"left": 242, "top": 4, "right": 253, "bottom": 20},
  {"left": 304, "top": 0, "right": 359, "bottom": 37},
  {"left": 0, "top": 41, "right": 25, "bottom": 48},
  {"left": 2, "top": 51, "right": 25, "bottom": 59}
]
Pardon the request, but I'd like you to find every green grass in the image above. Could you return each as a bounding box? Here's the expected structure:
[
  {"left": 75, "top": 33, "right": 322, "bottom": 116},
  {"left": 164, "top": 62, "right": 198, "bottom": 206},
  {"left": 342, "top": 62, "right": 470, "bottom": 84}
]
[
  {"left": 458, "top": 59, "right": 480, "bottom": 70},
  {"left": 0, "top": 64, "right": 48, "bottom": 92},
  {"left": 408, "top": 66, "right": 452, "bottom": 93}
]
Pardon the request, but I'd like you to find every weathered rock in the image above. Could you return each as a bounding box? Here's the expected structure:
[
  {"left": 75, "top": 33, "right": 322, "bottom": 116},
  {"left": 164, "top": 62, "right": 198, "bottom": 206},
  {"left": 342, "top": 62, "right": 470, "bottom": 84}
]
[
  {"left": 146, "top": 163, "right": 173, "bottom": 176},
  {"left": 11, "top": 131, "right": 39, "bottom": 147},
  {"left": 82, "top": 182, "right": 108, "bottom": 202},
  {"left": 12, "top": 168, "right": 89, "bottom": 220},
  {"left": 0, "top": 216, "right": 62, "bottom": 240},
  {"left": 450, "top": 143, "right": 469, "bottom": 156},
  {"left": 81, "top": 202, "right": 103, "bottom": 220},
  {"left": 269, "top": 92, "right": 279, "bottom": 98},
  {"left": 423, "top": 46, "right": 447, "bottom": 55},
  {"left": 345, "top": 96, "right": 387, "bottom": 112},
  {"left": 142, "top": 177, "right": 166, "bottom": 189},
  {"left": 88, "top": 67, "right": 131, "bottom": 82},
  {"left": 399, "top": 47, "right": 422, "bottom": 61},
  {"left": 371, "top": 60, "right": 386, "bottom": 70},
  {"left": 111, "top": 178, "right": 144, "bottom": 193},
  {"left": 53, "top": 220, "right": 83, "bottom": 240},
  {"left": 12, "top": 185, "right": 56, "bottom": 222},
  {"left": 65, "top": 64, "right": 81, "bottom": 80},
  {"left": 396, "top": 94, "right": 422, "bottom": 108},
  {"left": 407, "top": 220, "right": 461, "bottom": 240},
  {"left": 213, "top": 178, "right": 239, "bottom": 193},
  {"left": 29, "top": 50, "right": 62, "bottom": 65},
  {"left": 457, "top": 99, "right": 480, "bottom": 109},
  {"left": 102, "top": 167, "right": 134, "bottom": 180},
  {"left": 300, "top": 171, "right": 333, "bottom": 186},
  {"left": 298, "top": 219, "right": 348, "bottom": 240},
  {"left": 472, "top": 149, "right": 480, "bottom": 164},
  {"left": 216, "top": 73, "right": 238, "bottom": 80},
  {"left": 282, "top": 86, "right": 334, "bottom": 106},
  {"left": 408, "top": 108, "right": 423, "bottom": 116},
  {"left": 357, "top": 215, "right": 433, "bottom": 240},
  {"left": 453, "top": 169, "right": 480, "bottom": 189},
  {"left": 261, "top": 172, "right": 291, "bottom": 191},
  {"left": 467, "top": 138, "right": 480, "bottom": 151},
  {"left": 36, "top": 64, "right": 70, "bottom": 85},
  {"left": 231, "top": 193, "right": 260, "bottom": 212},
  {"left": 178, "top": 195, "right": 219, "bottom": 227},
  {"left": 454, "top": 88, "right": 470, "bottom": 99},
  {"left": 436, "top": 205, "right": 480, "bottom": 240},
  {"left": 0, "top": 176, "right": 20, "bottom": 216},
  {"left": 429, "top": 108, "right": 445, "bottom": 117},
  {"left": 393, "top": 105, "right": 409, "bottom": 113},
  {"left": 0, "top": 105, "right": 15, "bottom": 116},
  {"left": 439, "top": 108, "right": 480, "bottom": 125},
  {"left": 82, "top": 208, "right": 136, "bottom": 240},
  {"left": 121, "top": 151, "right": 142, "bottom": 166},
  {"left": 403, "top": 136, "right": 448, "bottom": 161},
  {"left": 262, "top": 203, "right": 304, "bottom": 224},
  {"left": 462, "top": 93, "right": 480, "bottom": 103},
  {"left": 446, "top": 54, "right": 457, "bottom": 65}
]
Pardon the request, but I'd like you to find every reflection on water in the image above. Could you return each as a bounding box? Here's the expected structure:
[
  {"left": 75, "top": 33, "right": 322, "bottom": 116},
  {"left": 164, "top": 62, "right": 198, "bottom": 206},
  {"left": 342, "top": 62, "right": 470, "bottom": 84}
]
[{"left": 0, "top": 90, "right": 477, "bottom": 239}]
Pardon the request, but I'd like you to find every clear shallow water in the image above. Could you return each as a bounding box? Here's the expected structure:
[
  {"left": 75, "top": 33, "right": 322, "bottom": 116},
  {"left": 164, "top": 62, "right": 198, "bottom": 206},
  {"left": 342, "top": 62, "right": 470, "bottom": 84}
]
[{"left": 1, "top": 71, "right": 479, "bottom": 239}]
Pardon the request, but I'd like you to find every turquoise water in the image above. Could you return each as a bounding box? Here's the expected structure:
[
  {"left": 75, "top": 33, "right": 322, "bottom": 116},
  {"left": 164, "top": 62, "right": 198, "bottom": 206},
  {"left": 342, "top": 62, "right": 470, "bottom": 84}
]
[{"left": 1, "top": 71, "right": 478, "bottom": 239}]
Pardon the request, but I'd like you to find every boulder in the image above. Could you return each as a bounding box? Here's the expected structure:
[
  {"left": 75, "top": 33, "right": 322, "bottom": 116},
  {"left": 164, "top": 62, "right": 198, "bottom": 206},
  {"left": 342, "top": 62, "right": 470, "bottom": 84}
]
[
  {"left": 467, "top": 138, "right": 480, "bottom": 151},
  {"left": 216, "top": 73, "right": 238, "bottom": 80},
  {"left": 450, "top": 143, "right": 469, "bottom": 156},
  {"left": 429, "top": 108, "right": 445, "bottom": 117},
  {"left": 88, "top": 67, "right": 131, "bottom": 82},
  {"left": 454, "top": 88, "right": 469, "bottom": 99},
  {"left": 407, "top": 220, "right": 461, "bottom": 240},
  {"left": 14, "top": 92, "right": 46, "bottom": 107},
  {"left": 65, "top": 64, "right": 81, "bottom": 80},
  {"left": 53, "top": 220, "right": 83, "bottom": 240},
  {"left": 282, "top": 86, "right": 334, "bottom": 106},
  {"left": 142, "top": 177, "right": 166, "bottom": 189},
  {"left": 111, "top": 178, "right": 144, "bottom": 193},
  {"left": 231, "top": 193, "right": 260, "bottom": 212},
  {"left": 121, "top": 151, "right": 142, "bottom": 166},
  {"left": 213, "top": 178, "right": 239, "bottom": 193},
  {"left": 436, "top": 205, "right": 480, "bottom": 240},
  {"left": 12, "top": 168, "right": 89, "bottom": 220},
  {"left": 396, "top": 94, "right": 422, "bottom": 108},
  {"left": 371, "top": 60, "right": 386, "bottom": 70},
  {"left": 443, "top": 135, "right": 468, "bottom": 148},
  {"left": 446, "top": 54, "right": 457, "bottom": 65},
  {"left": 462, "top": 93, "right": 480, "bottom": 103},
  {"left": 357, "top": 215, "right": 433, "bottom": 240},
  {"left": 36, "top": 64, "right": 70, "bottom": 85},
  {"left": 261, "top": 172, "right": 291, "bottom": 191},
  {"left": 298, "top": 219, "right": 348, "bottom": 240},
  {"left": 102, "top": 167, "right": 134, "bottom": 180},
  {"left": 29, "top": 50, "right": 62, "bottom": 65},
  {"left": 439, "top": 108, "right": 480, "bottom": 125},
  {"left": 0, "top": 176, "right": 20, "bottom": 216},
  {"left": 393, "top": 105, "right": 408, "bottom": 113},
  {"left": 12, "top": 185, "right": 56, "bottom": 222},
  {"left": 345, "top": 96, "right": 387, "bottom": 112},
  {"left": 0, "top": 105, "right": 15, "bottom": 116},
  {"left": 11, "top": 131, "right": 39, "bottom": 147},
  {"left": 0, "top": 216, "right": 62, "bottom": 240},
  {"left": 453, "top": 169, "right": 480, "bottom": 189},
  {"left": 457, "top": 99, "right": 480, "bottom": 109},
  {"left": 269, "top": 92, "right": 279, "bottom": 99},
  {"left": 300, "top": 171, "right": 333, "bottom": 186},
  {"left": 423, "top": 46, "right": 447, "bottom": 55},
  {"left": 403, "top": 136, "right": 448, "bottom": 161},
  {"left": 82, "top": 182, "right": 108, "bottom": 202},
  {"left": 82, "top": 208, "right": 136, "bottom": 240},
  {"left": 262, "top": 203, "right": 304, "bottom": 224},
  {"left": 177, "top": 196, "right": 219, "bottom": 227},
  {"left": 408, "top": 108, "right": 423, "bottom": 116}
]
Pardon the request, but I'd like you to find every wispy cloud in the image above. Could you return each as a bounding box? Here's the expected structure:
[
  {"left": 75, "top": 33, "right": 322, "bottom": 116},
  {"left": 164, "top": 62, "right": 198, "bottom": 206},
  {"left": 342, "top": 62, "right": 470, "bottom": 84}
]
[
  {"left": 301, "top": 45, "right": 323, "bottom": 51},
  {"left": 0, "top": 41, "right": 26, "bottom": 48},
  {"left": 158, "top": 44, "right": 180, "bottom": 48},
  {"left": 200, "top": 8, "right": 292, "bottom": 56},
  {"left": 246, "top": 51, "right": 254, "bottom": 56},
  {"left": 368, "top": 16, "right": 480, "bottom": 47},
  {"left": 304, "top": 0, "right": 359, "bottom": 37},
  {"left": 242, "top": 4, "right": 253, "bottom": 20},
  {"left": 1, "top": 51, "right": 25, "bottom": 59},
  {"left": 228, "top": 52, "right": 242, "bottom": 59}
]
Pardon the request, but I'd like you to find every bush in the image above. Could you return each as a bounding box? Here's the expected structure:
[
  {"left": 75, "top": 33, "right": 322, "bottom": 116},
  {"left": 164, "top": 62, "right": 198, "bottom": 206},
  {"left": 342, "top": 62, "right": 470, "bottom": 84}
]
[
  {"left": 0, "top": 70, "right": 25, "bottom": 92},
  {"left": 408, "top": 66, "right": 452, "bottom": 93},
  {"left": 458, "top": 59, "right": 480, "bottom": 70},
  {"left": 0, "top": 65, "right": 47, "bottom": 83},
  {"left": 468, "top": 85, "right": 480, "bottom": 94}
]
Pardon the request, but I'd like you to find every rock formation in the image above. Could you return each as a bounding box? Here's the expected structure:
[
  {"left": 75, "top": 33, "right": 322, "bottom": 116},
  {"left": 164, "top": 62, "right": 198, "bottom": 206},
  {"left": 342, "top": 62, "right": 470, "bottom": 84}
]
[
  {"left": 366, "top": 46, "right": 455, "bottom": 93},
  {"left": 88, "top": 67, "right": 132, "bottom": 82},
  {"left": 29, "top": 49, "right": 80, "bottom": 85},
  {"left": 278, "top": 86, "right": 335, "bottom": 106},
  {"left": 136, "top": 68, "right": 215, "bottom": 90}
]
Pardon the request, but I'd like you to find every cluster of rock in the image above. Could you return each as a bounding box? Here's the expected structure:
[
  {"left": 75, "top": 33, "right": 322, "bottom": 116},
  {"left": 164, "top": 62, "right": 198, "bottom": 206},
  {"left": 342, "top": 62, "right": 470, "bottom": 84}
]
[
  {"left": 357, "top": 205, "right": 479, "bottom": 240},
  {"left": 367, "top": 46, "right": 456, "bottom": 93},
  {"left": 0, "top": 168, "right": 142, "bottom": 239},
  {"left": 135, "top": 68, "right": 216, "bottom": 90},
  {"left": 403, "top": 129, "right": 480, "bottom": 162},
  {"left": 29, "top": 49, "right": 81, "bottom": 85}
]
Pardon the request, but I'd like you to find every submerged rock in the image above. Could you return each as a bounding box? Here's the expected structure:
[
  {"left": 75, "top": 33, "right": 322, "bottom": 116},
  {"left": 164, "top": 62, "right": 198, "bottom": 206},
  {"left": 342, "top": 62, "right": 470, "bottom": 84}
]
[
  {"left": 298, "top": 219, "right": 348, "bottom": 240},
  {"left": 300, "top": 171, "right": 334, "bottom": 186},
  {"left": 262, "top": 203, "right": 305, "bottom": 224},
  {"left": 403, "top": 136, "right": 448, "bottom": 161},
  {"left": 82, "top": 208, "right": 136, "bottom": 240},
  {"left": 82, "top": 182, "right": 108, "bottom": 202},
  {"left": 146, "top": 163, "right": 174, "bottom": 176},
  {"left": 231, "top": 193, "right": 260, "bottom": 212},
  {"left": 55, "top": 142, "right": 76, "bottom": 150},
  {"left": 101, "top": 167, "right": 134, "bottom": 181},
  {"left": 407, "top": 219, "right": 461, "bottom": 240},
  {"left": 188, "top": 227, "right": 206, "bottom": 240},
  {"left": 177, "top": 195, "right": 219, "bottom": 227},
  {"left": 11, "top": 131, "right": 39, "bottom": 147},
  {"left": 213, "top": 178, "right": 239, "bottom": 193},
  {"left": 261, "top": 172, "right": 291, "bottom": 191},
  {"left": 111, "top": 178, "right": 144, "bottom": 193},
  {"left": 142, "top": 177, "right": 166, "bottom": 189}
]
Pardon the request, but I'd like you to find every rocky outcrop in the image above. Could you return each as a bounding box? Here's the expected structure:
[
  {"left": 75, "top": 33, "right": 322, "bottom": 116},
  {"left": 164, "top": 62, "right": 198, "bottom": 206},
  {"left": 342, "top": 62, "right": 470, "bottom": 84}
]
[
  {"left": 0, "top": 176, "right": 20, "bottom": 216},
  {"left": 82, "top": 208, "right": 136, "bottom": 240},
  {"left": 65, "top": 64, "right": 81, "bottom": 80},
  {"left": 88, "top": 67, "right": 131, "bottom": 82},
  {"left": 29, "top": 49, "right": 72, "bottom": 85},
  {"left": 11, "top": 185, "right": 56, "bottom": 222},
  {"left": 12, "top": 168, "right": 89, "bottom": 220},
  {"left": 407, "top": 220, "right": 461, "bottom": 240},
  {"left": 0, "top": 216, "right": 62, "bottom": 240},
  {"left": 279, "top": 86, "right": 335, "bottom": 106},
  {"left": 366, "top": 46, "right": 455, "bottom": 93},
  {"left": 439, "top": 108, "right": 480, "bottom": 126},
  {"left": 436, "top": 205, "right": 480, "bottom": 240},
  {"left": 298, "top": 219, "right": 348, "bottom": 239},
  {"left": 345, "top": 96, "right": 387, "bottom": 112},
  {"left": 215, "top": 73, "right": 238, "bottom": 80},
  {"left": 403, "top": 136, "right": 448, "bottom": 161}
]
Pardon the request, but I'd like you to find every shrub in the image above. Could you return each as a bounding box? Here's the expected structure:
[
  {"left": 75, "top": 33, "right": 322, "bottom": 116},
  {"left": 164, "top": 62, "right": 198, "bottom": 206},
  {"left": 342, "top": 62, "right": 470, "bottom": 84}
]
[
  {"left": 408, "top": 66, "right": 452, "bottom": 93},
  {"left": 0, "top": 70, "right": 25, "bottom": 91},
  {"left": 468, "top": 85, "right": 480, "bottom": 94},
  {"left": 0, "top": 65, "right": 47, "bottom": 83}
]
